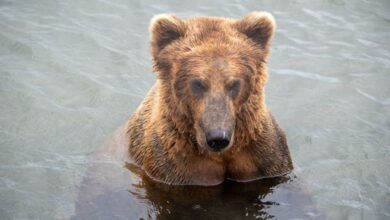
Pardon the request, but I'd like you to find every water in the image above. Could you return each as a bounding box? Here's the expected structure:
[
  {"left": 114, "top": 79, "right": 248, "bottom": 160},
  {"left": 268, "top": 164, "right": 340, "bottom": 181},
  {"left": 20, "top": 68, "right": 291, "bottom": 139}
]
[{"left": 0, "top": 0, "right": 389, "bottom": 219}]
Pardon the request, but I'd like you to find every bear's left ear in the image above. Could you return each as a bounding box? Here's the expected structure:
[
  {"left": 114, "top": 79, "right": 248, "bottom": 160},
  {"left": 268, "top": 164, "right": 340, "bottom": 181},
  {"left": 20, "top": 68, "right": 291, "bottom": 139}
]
[
  {"left": 234, "top": 11, "right": 276, "bottom": 49},
  {"left": 149, "top": 13, "right": 187, "bottom": 59}
]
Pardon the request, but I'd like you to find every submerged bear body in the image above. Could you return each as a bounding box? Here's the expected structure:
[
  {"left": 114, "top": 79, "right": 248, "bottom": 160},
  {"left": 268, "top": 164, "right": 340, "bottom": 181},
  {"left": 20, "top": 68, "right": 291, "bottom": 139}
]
[{"left": 125, "top": 12, "right": 293, "bottom": 185}]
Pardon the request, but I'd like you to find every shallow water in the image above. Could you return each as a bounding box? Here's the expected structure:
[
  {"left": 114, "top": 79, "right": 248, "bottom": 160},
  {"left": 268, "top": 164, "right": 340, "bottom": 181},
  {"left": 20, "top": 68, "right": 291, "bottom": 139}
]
[{"left": 0, "top": 0, "right": 389, "bottom": 219}]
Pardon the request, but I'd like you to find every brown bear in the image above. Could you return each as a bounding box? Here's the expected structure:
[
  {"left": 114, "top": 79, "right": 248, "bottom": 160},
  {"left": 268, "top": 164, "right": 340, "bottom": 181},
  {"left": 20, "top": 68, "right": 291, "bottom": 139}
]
[{"left": 125, "top": 11, "right": 293, "bottom": 185}]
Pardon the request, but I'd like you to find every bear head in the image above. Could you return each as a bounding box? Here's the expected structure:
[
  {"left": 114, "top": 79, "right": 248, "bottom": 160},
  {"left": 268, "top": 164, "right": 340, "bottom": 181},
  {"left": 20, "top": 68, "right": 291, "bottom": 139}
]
[{"left": 149, "top": 12, "right": 275, "bottom": 153}]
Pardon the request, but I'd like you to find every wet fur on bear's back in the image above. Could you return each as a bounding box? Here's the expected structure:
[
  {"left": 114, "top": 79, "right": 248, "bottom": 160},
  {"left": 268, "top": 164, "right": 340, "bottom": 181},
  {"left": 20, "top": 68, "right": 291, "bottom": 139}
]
[{"left": 125, "top": 12, "right": 293, "bottom": 185}]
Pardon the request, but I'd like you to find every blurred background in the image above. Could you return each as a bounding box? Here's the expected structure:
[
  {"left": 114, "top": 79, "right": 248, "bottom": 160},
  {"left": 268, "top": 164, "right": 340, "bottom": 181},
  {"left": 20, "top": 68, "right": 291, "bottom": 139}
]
[{"left": 0, "top": 0, "right": 389, "bottom": 219}]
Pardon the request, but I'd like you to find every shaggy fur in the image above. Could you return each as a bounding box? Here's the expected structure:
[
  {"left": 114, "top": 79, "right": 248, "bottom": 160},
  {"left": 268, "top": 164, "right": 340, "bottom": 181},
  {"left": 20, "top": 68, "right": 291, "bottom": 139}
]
[{"left": 125, "top": 12, "right": 293, "bottom": 185}]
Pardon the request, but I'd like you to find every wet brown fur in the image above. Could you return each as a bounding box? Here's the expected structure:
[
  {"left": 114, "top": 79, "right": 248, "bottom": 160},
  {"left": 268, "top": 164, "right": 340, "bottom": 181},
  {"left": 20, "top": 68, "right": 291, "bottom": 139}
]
[{"left": 125, "top": 12, "right": 293, "bottom": 185}]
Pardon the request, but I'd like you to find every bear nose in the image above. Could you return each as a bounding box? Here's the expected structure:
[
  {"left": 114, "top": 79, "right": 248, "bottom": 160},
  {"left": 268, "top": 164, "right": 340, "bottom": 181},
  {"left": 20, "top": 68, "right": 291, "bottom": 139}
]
[{"left": 206, "top": 129, "right": 231, "bottom": 151}]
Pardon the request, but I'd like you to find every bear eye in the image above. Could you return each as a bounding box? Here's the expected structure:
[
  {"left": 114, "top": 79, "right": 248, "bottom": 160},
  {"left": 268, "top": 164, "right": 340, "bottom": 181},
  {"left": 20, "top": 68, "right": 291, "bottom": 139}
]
[
  {"left": 190, "top": 79, "right": 208, "bottom": 95},
  {"left": 226, "top": 80, "right": 241, "bottom": 98}
]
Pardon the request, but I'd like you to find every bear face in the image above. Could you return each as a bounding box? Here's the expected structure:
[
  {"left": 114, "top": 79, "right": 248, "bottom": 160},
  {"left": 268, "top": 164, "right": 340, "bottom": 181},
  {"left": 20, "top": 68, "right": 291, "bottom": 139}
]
[{"left": 149, "top": 12, "right": 275, "bottom": 153}]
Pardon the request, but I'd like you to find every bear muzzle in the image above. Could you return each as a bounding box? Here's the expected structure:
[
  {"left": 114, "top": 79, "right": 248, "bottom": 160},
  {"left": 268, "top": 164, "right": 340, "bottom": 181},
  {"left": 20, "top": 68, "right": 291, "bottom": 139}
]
[{"left": 206, "top": 129, "right": 232, "bottom": 152}]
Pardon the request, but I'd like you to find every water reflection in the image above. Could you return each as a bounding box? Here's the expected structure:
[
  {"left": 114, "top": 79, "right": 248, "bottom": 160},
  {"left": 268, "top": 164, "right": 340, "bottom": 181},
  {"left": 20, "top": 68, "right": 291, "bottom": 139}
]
[{"left": 73, "top": 154, "right": 322, "bottom": 220}]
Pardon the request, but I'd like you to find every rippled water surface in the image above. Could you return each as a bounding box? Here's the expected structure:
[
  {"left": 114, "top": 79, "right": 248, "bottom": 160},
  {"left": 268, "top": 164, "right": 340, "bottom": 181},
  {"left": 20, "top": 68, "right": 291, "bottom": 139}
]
[{"left": 1, "top": 0, "right": 389, "bottom": 219}]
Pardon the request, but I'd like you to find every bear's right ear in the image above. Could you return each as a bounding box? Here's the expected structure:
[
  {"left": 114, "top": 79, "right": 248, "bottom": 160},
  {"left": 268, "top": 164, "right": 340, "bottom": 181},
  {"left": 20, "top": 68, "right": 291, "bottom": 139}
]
[{"left": 149, "top": 14, "right": 186, "bottom": 59}]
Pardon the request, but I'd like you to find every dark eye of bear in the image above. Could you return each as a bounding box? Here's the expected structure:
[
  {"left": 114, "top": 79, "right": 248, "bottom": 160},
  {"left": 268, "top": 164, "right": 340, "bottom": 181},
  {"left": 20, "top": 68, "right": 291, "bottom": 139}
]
[
  {"left": 227, "top": 80, "right": 241, "bottom": 98},
  {"left": 190, "top": 79, "right": 208, "bottom": 95}
]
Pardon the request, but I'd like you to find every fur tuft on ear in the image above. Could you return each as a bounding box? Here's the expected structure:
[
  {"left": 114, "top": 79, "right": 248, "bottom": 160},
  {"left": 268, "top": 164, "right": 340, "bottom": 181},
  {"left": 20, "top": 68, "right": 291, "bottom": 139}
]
[
  {"left": 149, "top": 14, "right": 186, "bottom": 59},
  {"left": 234, "top": 11, "right": 276, "bottom": 49}
]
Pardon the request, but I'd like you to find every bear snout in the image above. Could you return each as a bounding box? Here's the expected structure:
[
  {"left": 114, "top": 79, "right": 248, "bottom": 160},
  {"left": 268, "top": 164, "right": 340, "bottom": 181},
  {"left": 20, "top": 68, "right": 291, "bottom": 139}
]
[{"left": 206, "top": 129, "right": 232, "bottom": 151}]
